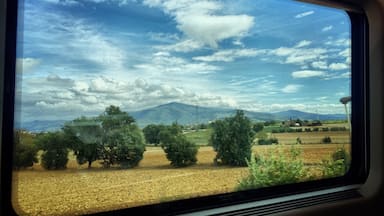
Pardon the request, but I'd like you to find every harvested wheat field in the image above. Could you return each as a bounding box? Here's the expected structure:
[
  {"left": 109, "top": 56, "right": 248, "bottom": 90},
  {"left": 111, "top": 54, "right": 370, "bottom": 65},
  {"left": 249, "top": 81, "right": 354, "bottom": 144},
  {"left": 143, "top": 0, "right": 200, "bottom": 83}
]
[{"left": 12, "top": 144, "right": 349, "bottom": 216}]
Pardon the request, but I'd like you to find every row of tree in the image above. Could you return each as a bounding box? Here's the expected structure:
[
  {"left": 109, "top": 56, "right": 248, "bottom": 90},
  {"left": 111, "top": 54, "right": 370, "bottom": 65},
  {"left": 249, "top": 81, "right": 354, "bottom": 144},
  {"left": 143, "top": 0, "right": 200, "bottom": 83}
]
[{"left": 14, "top": 108, "right": 256, "bottom": 170}]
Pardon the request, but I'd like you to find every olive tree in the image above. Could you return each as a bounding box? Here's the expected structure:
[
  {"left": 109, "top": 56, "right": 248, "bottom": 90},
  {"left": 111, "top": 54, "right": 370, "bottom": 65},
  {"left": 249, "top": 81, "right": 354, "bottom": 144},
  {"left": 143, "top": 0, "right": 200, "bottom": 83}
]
[
  {"left": 210, "top": 110, "right": 254, "bottom": 166},
  {"left": 35, "top": 131, "right": 69, "bottom": 170},
  {"left": 159, "top": 123, "right": 198, "bottom": 167}
]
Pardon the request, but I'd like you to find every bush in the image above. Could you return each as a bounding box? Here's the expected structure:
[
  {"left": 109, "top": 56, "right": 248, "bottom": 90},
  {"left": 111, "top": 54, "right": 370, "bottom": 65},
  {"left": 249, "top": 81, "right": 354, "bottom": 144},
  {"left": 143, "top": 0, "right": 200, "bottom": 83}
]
[
  {"left": 305, "top": 128, "right": 311, "bottom": 132},
  {"left": 35, "top": 132, "right": 69, "bottom": 170},
  {"left": 322, "top": 136, "right": 332, "bottom": 144},
  {"left": 143, "top": 124, "right": 164, "bottom": 146},
  {"left": 295, "top": 128, "right": 303, "bottom": 132},
  {"left": 13, "top": 130, "right": 38, "bottom": 169},
  {"left": 313, "top": 127, "right": 319, "bottom": 132},
  {"left": 162, "top": 135, "right": 198, "bottom": 167},
  {"left": 41, "top": 148, "right": 69, "bottom": 170},
  {"left": 210, "top": 110, "right": 254, "bottom": 166},
  {"left": 322, "top": 147, "right": 350, "bottom": 178},
  {"left": 253, "top": 123, "right": 264, "bottom": 133},
  {"left": 101, "top": 125, "right": 146, "bottom": 168},
  {"left": 237, "top": 145, "right": 310, "bottom": 190},
  {"left": 287, "top": 128, "right": 295, "bottom": 133},
  {"left": 258, "top": 138, "right": 279, "bottom": 145},
  {"left": 322, "top": 127, "right": 329, "bottom": 132}
]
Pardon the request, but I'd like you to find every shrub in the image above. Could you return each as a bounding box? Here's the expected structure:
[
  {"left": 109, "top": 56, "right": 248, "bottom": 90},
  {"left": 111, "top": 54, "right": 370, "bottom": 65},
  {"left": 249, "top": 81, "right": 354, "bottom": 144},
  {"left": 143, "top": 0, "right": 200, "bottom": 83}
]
[
  {"left": 322, "top": 127, "right": 329, "bottom": 132},
  {"left": 313, "top": 127, "right": 319, "bottom": 132},
  {"left": 159, "top": 123, "right": 198, "bottom": 167},
  {"left": 322, "top": 136, "right": 332, "bottom": 144},
  {"left": 35, "top": 132, "right": 69, "bottom": 170},
  {"left": 258, "top": 137, "right": 279, "bottom": 145},
  {"left": 162, "top": 135, "right": 198, "bottom": 167},
  {"left": 143, "top": 124, "right": 164, "bottom": 146},
  {"left": 287, "top": 128, "right": 295, "bottom": 133},
  {"left": 305, "top": 128, "right": 311, "bottom": 132},
  {"left": 101, "top": 125, "right": 146, "bottom": 168},
  {"left": 237, "top": 145, "right": 310, "bottom": 190},
  {"left": 253, "top": 123, "right": 264, "bottom": 133},
  {"left": 13, "top": 130, "right": 38, "bottom": 169},
  {"left": 295, "top": 128, "right": 303, "bottom": 132},
  {"left": 332, "top": 147, "right": 350, "bottom": 162},
  {"left": 210, "top": 110, "right": 254, "bottom": 166},
  {"left": 322, "top": 147, "right": 350, "bottom": 178},
  {"left": 41, "top": 148, "right": 69, "bottom": 170}
]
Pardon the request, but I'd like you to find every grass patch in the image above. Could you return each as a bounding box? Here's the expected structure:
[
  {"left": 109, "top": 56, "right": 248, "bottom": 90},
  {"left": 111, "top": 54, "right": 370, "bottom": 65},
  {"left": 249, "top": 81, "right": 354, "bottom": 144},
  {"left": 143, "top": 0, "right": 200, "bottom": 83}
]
[{"left": 184, "top": 128, "right": 212, "bottom": 146}]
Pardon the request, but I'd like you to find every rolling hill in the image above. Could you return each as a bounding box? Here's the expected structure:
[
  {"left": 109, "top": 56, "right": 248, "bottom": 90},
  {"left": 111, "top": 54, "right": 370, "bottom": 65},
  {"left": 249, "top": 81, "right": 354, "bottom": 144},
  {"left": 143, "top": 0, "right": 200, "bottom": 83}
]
[{"left": 17, "top": 102, "right": 347, "bottom": 132}]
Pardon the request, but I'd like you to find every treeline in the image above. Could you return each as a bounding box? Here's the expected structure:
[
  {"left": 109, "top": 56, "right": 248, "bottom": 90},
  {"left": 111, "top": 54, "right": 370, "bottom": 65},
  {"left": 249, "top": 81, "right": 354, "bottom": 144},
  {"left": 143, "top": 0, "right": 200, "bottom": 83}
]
[
  {"left": 14, "top": 108, "right": 351, "bottom": 191},
  {"left": 14, "top": 108, "right": 256, "bottom": 170},
  {"left": 271, "top": 126, "right": 348, "bottom": 133}
]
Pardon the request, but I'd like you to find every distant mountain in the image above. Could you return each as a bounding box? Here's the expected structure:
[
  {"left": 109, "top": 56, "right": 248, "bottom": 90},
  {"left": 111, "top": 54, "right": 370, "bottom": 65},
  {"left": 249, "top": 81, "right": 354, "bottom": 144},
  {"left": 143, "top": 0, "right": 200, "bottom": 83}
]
[
  {"left": 17, "top": 120, "right": 67, "bottom": 132},
  {"left": 273, "top": 110, "right": 346, "bottom": 121},
  {"left": 130, "top": 102, "right": 236, "bottom": 127},
  {"left": 130, "top": 102, "right": 345, "bottom": 127},
  {"left": 16, "top": 102, "right": 347, "bottom": 132}
]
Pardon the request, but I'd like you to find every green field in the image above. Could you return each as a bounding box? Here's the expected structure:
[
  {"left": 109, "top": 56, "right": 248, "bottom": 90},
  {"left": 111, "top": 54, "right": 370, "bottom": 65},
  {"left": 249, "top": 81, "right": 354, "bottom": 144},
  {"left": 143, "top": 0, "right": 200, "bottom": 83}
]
[{"left": 184, "top": 128, "right": 212, "bottom": 146}]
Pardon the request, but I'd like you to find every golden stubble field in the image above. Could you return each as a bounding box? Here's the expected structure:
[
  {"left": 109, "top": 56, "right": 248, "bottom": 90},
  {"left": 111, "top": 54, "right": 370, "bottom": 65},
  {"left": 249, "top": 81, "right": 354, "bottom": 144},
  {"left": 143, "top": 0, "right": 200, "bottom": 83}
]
[{"left": 12, "top": 132, "right": 350, "bottom": 216}]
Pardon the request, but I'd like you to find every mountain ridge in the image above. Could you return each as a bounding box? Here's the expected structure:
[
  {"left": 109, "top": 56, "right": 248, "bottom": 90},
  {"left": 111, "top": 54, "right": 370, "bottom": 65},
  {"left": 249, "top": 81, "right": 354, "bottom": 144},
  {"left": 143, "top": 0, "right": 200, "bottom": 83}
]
[{"left": 17, "top": 102, "right": 346, "bottom": 132}]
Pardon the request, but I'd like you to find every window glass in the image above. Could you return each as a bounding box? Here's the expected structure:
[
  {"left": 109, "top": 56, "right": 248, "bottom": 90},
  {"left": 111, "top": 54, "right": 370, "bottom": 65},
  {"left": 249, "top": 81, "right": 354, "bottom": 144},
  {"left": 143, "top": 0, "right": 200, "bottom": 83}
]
[{"left": 13, "top": 0, "right": 351, "bottom": 215}]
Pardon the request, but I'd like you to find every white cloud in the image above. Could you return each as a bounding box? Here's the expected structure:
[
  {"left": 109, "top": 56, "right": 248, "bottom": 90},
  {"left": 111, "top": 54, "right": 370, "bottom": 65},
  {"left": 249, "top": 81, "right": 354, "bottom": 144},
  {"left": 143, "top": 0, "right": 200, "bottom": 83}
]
[
  {"left": 292, "top": 70, "right": 327, "bottom": 78},
  {"left": 134, "top": 52, "right": 220, "bottom": 75},
  {"left": 143, "top": 0, "right": 254, "bottom": 48},
  {"left": 322, "top": 25, "right": 333, "bottom": 32},
  {"left": 193, "top": 48, "right": 266, "bottom": 62},
  {"left": 72, "top": 81, "right": 90, "bottom": 94},
  {"left": 156, "top": 39, "right": 203, "bottom": 52},
  {"left": 294, "top": 11, "right": 314, "bottom": 18},
  {"left": 16, "top": 58, "right": 40, "bottom": 73},
  {"left": 233, "top": 38, "right": 244, "bottom": 47},
  {"left": 339, "top": 48, "right": 350, "bottom": 57},
  {"left": 295, "top": 40, "right": 312, "bottom": 48},
  {"left": 24, "top": 6, "right": 127, "bottom": 74},
  {"left": 41, "top": 0, "right": 80, "bottom": 6},
  {"left": 268, "top": 46, "right": 327, "bottom": 65},
  {"left": 90, "top": 76, "right": 125, "bottom": 93},
  {"left": 316, "top": 96, "right": 328, "bottom": 101},
  {"left": 311, "top": 61, "right": 328, "bottom": 69},
  {"left": 329, "top": 63, "right": 349, "bottom": 70},
  {"left": 325, "top": 38, "right": 350, "bottom": 47},
  {"left": 282, "top": 84, "right": 302, "bottom": 93}
]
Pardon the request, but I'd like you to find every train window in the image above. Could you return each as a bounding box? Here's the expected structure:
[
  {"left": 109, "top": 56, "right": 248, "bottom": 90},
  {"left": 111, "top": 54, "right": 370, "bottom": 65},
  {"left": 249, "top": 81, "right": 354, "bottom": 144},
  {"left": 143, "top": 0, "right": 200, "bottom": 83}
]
[{"left": 10, "top": 0, "right": 366, "bottom": 215}]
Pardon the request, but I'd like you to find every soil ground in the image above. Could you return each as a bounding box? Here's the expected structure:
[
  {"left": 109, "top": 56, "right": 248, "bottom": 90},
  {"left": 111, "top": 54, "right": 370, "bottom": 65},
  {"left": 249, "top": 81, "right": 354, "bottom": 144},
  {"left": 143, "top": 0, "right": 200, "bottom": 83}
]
[{"left": 12, "top": 142, "right": 349, "bottom": 216}]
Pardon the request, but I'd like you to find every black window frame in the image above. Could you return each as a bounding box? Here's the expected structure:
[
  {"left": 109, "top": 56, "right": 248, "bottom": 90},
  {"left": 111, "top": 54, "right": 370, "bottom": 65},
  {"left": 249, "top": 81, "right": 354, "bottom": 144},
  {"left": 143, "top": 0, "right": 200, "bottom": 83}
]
[{"left": 0, "top": 1, "right": 369, "bottom": 215}]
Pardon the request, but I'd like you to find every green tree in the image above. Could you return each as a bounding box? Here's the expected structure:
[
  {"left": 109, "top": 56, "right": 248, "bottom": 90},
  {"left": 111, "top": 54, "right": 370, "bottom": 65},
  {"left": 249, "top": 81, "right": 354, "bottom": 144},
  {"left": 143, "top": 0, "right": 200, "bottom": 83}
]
[
  {"left": 161, "top": 134, "right": 198, "bottom": 167},
  {"left": 13, "top": 130, "right": 38, "bottom": 169},
  {"left": 35, "top": 132, "right": 69, "bottom": 170},
  {"left": 99, "top": 105, "right": 135, "bottom": 131},
  {"left": 142, "top": 124, "right": 164, "bottom": 146},
  {"left": 101, "top": 125, "right": 145, "bottom": 168},
  {"left": 210, "top": 110, "right": 254, "bottom": 166},
  {"left": 159, "top": 123, "right": 198, "bottom": 167},
  {"left": 63, "top": 116, "right": 103, "bottom": 168}
]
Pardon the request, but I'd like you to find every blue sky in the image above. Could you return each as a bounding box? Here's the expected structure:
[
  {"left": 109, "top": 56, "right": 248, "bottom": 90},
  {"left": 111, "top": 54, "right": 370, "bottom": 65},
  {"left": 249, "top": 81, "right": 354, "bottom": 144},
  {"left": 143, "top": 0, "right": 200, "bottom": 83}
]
[{"left": 15, "top": 0, "right": 351, "bottom": 122}]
